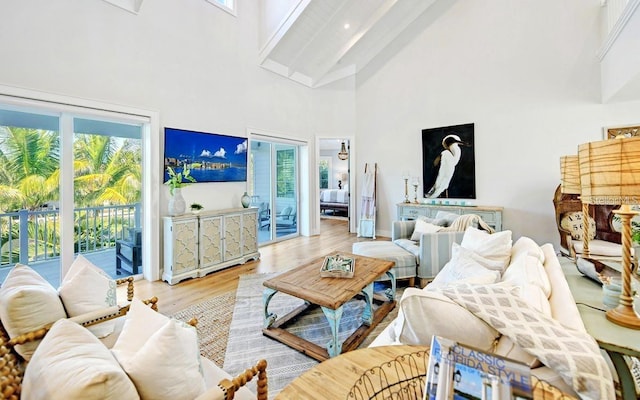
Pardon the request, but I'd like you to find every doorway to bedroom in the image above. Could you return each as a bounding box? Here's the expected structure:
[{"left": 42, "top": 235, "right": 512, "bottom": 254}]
[{"left": 318, "top": 139, "right": 349, "bottom": 225}]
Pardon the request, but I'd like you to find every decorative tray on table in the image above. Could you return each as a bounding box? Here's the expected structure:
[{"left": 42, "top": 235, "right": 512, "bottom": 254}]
[{"left": 320, "top": 254, "right": 355, "bottom": 278}]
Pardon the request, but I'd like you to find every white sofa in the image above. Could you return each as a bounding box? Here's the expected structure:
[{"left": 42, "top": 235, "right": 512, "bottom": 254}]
[{"left": 369, "top": 229, "right": 589, "bottom": 396}]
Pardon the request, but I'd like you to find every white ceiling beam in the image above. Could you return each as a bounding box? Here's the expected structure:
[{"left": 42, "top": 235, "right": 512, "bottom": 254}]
[{"left": 258, "top": 0, "right": 313, "bottom": 65}]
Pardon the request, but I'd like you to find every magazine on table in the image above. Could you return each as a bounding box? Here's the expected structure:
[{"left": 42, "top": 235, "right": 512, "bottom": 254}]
[{"left": 423, "top": 336, "right": 533, "bottom": 400}]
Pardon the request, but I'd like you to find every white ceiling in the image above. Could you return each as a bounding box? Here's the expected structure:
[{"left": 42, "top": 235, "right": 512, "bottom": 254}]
[{"left": 259, "top": 0, "right": 452, "bottom": 88}]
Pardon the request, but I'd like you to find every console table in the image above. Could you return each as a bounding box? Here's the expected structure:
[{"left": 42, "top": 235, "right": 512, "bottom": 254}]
[
  {"left": 561, "top": 258, "right": 640, "bottom": 399},
  {"left": 397, "top": 203, "right": 503, "bottom": 231}
]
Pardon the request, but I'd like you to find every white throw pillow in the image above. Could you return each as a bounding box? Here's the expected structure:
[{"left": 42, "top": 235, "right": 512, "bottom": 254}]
[
  {"left": 434, "top": 211, "right": 459, "bottom": 226},
  {"left": 511, "top": 236, "right": 545, "bottom": 263},
  {"left": 410, "top": 219, "right": 443, "bottom": 241},
  {"left": 0, "top": 264, "right": 67, "bottom": 360},
  {"left": 22, "top": 318, "right": 139, "bottom": 400},
  {"left": 428, "top": 244, "right": 501, "bottom": 290},
  {"left": 58, "top": 255, "right": 117, "bottom": 338},
  {"left": 111, "top": 299, "right": 206, "bottom": 400},
  {"left": 460, "top": 227, "right": 513, "bottom": 271},
  {"left": 397, "top": 287, "right": 500, "bottom": 352}
]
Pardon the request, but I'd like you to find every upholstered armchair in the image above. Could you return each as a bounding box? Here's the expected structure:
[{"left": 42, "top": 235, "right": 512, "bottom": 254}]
[
  {"left": 392, "top": 220, "right": 465, "bottom": 287},
  {"left": 552, "top": 185, "right": 624, "bottom": 260},
  {"left": 275, "top": 207, "right": 296, "bottom": 229}
]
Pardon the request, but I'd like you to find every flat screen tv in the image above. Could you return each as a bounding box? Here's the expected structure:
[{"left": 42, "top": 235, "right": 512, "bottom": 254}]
[{"left": 163, "top": 127, "right": 248, "bottom": 183}]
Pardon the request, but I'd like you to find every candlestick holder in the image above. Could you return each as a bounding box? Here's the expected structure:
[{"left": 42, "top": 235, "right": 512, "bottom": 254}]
[
  {"left": 412, "top": 177, "right": 420, "bottom": 204},
  {"left": 403, "top": 177, "right": 410, "bottom": 203}
]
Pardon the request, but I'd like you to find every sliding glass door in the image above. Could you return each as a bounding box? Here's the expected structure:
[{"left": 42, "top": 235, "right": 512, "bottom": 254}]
[
  {"left": 250, "top": 139, "right": 299, "bottom": 244},
  {"left": 0, "top": 104, "right": 144, "bottom": 286}
]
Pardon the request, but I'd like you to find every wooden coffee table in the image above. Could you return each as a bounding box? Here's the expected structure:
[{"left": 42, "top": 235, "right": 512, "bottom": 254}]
[{"left": 262, "top": 252, "right": 396, "bottom": 362}]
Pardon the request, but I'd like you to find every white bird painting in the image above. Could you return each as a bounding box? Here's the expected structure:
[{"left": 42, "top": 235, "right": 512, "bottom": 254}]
[{"left": 425, "top": 134, "right": 466, "bottom": 198}]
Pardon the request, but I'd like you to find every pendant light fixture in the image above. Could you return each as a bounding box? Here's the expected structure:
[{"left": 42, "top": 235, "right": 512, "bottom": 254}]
[{"left": 338, "top": 141, "right": 349, "bottom": 160}]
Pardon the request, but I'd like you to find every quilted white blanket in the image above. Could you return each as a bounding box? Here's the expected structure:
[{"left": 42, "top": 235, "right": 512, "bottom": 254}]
[{"left": 440, "top": 283, "right": 615, "bottom": 400}]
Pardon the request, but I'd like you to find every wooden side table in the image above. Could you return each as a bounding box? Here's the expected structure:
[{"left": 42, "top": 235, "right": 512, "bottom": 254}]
[{"left": 276, "top": 345, "right": 575, "bottom": 399}]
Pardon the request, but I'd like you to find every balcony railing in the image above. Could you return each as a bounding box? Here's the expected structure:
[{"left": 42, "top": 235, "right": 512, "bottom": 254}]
[{"left": 0, "top": 204, "right": 141, "bottom": 269}]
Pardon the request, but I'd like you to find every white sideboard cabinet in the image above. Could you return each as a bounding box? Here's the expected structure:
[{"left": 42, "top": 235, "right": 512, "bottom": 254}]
[
  {"left": 163, "top": 207, "right": 260, "bottom": 285},
  {"left": 396, "top": 203, "right": 503, "bottom": 231}
]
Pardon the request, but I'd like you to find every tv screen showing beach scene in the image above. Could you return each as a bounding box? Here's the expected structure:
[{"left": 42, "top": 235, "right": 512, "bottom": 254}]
[{"left": 164, "top": 127, "right": 248, "bottom": 183}]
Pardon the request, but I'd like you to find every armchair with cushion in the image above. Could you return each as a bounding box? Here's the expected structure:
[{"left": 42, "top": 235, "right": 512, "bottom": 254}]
[
  {"left": 275, "top": 207, "right": 296, "bottom": 230},
  {"left": 0, "top": 259, "right": 268, "bottom": 400},
  {"left": 552, "top": 185, "right": 623, "bottom": 260},
  {"left": 391, "top": 211, "right": 489, "bottom": 287}
]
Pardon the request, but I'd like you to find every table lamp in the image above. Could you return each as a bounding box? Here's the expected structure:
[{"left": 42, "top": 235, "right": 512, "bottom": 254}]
[
  {"left": 560, "top": 155, "right": 591, "bottom": 256},
  {"left": 578, "top": 136, "right": 640, "bottom": 329}
]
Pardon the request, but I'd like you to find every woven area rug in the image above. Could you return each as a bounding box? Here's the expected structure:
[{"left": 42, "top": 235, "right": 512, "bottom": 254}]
[
  {"left": 223, "top": 273, "right": 401, "bottom": 399},
  {"left": 171, "top": 291, "right": 236, "bottom": 368}
]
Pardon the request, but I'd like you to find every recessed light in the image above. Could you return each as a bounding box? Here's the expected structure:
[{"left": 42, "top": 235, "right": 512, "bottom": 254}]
[{"left": 344, "top": 23, "right": 350, "bottom": 30}]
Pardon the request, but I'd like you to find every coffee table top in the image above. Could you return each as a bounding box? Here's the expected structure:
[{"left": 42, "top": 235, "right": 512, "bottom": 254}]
[{"left": 263, "top": 252, "right": 394, "bottom": 310}]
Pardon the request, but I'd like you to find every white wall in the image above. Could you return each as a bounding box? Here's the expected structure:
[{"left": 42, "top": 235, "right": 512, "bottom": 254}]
[
  {"left": 0, "top": 0, "right": 355, "bottom": 215},
  {"left": 0, "top": 0, "right": 356, "bottom": 280},
  {"left": 355, "top": 0, "right": 640, "bottom": 246}
]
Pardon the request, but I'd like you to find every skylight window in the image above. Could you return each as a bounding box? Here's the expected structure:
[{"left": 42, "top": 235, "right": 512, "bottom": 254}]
[{"left": 206, "top": 0, "right": 236, "bottom": 16}]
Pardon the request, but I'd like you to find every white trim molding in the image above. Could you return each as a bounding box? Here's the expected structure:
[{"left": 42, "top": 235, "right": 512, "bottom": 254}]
[
  {"left": 599, "top": 0, "right": 640, "bottom": 60},
  {"left": 102, "top": 0, "right": 144, "bottom": 14}
]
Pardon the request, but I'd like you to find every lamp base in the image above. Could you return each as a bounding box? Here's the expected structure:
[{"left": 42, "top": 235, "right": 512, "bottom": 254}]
[{"left": 606, "top": 305, "right": 640, "bottom": 329}]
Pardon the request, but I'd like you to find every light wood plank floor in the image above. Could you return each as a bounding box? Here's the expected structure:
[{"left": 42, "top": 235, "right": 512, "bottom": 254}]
[{"left": 132, "top": 219, "right": 388, "bottom": 315}]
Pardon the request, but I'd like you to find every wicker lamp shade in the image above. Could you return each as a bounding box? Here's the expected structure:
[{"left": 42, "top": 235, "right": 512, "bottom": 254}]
[
  {"left": 560, "top": 155, "right": 581, "bottom": 195},
  {"left": 578, "top": 136, "right": 640, "bottom": 205},
  {"left": 578, "top": 136, "right": 640, "bottom": 329}
]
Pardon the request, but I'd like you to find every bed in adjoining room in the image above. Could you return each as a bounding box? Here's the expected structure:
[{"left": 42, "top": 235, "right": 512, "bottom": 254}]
[{"left": 320, "top": 189, "right": 349, "bottom": 215}]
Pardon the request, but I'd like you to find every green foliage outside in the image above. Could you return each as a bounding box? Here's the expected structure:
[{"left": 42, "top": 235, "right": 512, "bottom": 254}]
[
  {"left": 0, "top": 126, "right": 142, "bottom": 264},
  {"left": 319, "top": 159, "right": 329, "bottom": 189},
  {"left": 276, "top": 149, "right": 295, "bottom": 198}
]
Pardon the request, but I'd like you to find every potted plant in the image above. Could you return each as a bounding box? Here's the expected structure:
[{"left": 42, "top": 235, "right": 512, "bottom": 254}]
[
  {"left": 165, "top": 165, "right": 196, "bottom": 195},
  {"left": 190, "top": 203, "right": 204, "bottom": 214},
  {"left": 165, "top": 165, "right": 196, "bottom": 215}
]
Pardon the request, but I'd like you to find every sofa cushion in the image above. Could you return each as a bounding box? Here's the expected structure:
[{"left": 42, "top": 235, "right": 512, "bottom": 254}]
[
  {"left": 397, "top": 287, "right": 500, "bottom": 351},
  {"left": 0, "top": 264, "right": 67, "bottom": 361},
  {"left": 502, "top": 254, "right": 552, "bottom": 316},
  {"left": 410, "top": 219, "right": 443, "bottom": 240},
  {"left": 572, "top": 239, "right": 623, "bottom": 257},
  {"left": 58, "top": 255, "right": 117, "bottom": 338},
  {"left": 541, "top": 244, "right": 587, "bottom": 332},
  {"left": 22, "top": 318, "right": 139, "bottom": 400},
  {"left": 560, "top": 211, "right": 596, "bottom": 241},
  {"left": 111, "top": 299, "right": 206, "bottom": 400},
  {"left": 460, "top": 227, "right": 513, "bottom": 271},
  {"left": 428, "top": 243, "right": 501, "bottom": 289}
]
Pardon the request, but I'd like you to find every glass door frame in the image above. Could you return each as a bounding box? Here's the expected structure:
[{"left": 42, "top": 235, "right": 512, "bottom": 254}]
[
  {"left": 249, "top": 131, "right": 306, "bottom": 245},
  {"left": 0, "top": 85, "right": 160, "bottom": 281}
]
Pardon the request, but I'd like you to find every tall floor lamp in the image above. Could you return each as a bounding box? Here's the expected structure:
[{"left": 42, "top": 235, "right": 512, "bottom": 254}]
[
  {"left": 579, "top": 136, "right": 640, "bottom": 329},
  {"left": 560, "top": 155, "right": 590, "bottom": 256}
]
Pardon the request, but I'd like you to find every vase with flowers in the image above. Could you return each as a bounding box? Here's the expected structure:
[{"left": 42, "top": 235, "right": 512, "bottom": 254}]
[{"left": 165, "top": 165, "right": 196, "bottom": 216}]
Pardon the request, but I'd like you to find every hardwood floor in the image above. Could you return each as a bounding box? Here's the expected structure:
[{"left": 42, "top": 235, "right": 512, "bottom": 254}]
[{"left": 131, "top": 219, "right": 387, "bottom": 315}]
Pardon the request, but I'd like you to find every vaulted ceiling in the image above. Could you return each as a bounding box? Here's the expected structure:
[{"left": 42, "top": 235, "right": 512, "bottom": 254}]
[{"left": 259, "top": 0, "right": 456, "bottom": 88}]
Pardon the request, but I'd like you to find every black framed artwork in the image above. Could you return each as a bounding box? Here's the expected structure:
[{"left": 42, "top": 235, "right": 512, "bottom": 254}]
[{"left": 422, "top": 123, "right": 476, "bottom": 199}]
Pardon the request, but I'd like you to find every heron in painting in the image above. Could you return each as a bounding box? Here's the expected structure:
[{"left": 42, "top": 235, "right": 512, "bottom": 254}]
[{"left": 425, "top": 134, "right": 466, "bottom": 198}]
